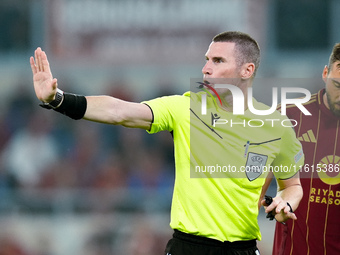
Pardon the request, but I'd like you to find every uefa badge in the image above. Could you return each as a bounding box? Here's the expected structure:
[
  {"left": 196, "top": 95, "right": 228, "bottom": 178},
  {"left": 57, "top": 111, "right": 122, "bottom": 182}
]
[{"left": 245, "top": 152, "right": 268, "bottom": 181}]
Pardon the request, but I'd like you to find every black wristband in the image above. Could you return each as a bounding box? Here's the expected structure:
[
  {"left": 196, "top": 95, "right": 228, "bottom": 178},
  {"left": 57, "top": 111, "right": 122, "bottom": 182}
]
[{"left": 54, "top": 92, "right": 87, "bottom": 120}]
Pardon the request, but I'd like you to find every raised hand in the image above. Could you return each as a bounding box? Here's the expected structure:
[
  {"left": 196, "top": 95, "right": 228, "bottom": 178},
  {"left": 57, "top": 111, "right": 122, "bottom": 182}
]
[{"left": 30, "top": 47, "right": 58, "bottom": 103}]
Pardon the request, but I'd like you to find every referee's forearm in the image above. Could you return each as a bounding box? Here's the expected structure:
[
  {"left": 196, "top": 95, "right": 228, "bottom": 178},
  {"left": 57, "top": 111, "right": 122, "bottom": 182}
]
[{"left": 84, "top": 96, "right": 153, "bottom": 129}]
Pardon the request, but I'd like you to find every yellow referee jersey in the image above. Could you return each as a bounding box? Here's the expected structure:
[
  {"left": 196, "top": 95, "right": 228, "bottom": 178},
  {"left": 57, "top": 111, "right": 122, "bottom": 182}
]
[{"left": 143, "top": 91, "right": 304, "bottom": 242}]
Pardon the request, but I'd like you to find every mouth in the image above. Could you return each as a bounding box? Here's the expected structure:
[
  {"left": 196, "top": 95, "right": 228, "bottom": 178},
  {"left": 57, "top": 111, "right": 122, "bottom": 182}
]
[
  {"left": 197, "top": 81, "right": 212, "bottom": 89},
  {"left": 197, "top": 81, "right": 223, "bottom": 106},
  {"left": 203, "top": 80, "right": 215, "bottom": 86},
  {"left": 198, "top": 80, "right": 217, "bottom": 88}
]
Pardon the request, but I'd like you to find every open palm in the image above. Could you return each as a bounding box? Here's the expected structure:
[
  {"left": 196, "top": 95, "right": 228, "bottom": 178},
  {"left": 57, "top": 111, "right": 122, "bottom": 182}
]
[{"left": 30, "top": 47, "right": 58, "bottom": 103}]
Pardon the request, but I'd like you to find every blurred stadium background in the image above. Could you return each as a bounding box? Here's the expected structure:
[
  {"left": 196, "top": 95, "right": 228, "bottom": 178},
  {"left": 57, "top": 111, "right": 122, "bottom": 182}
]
[{"left": 0, "top": 0, "right": 339, "bottom": 254}]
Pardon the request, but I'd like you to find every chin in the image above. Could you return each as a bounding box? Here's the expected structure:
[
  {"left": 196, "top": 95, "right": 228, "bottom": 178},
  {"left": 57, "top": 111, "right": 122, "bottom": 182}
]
[
  {"left": 330, "top": 104, "right": 340, "bottom": 117},
  {"left": 214, "top": 88, "right": 232, "bottom": 96}
]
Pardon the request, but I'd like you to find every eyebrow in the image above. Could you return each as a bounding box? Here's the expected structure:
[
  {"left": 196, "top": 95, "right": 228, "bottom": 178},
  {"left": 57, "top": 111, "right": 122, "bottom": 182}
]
[{"left": 205, "top": 56, "right": 225, "bottom": 62}]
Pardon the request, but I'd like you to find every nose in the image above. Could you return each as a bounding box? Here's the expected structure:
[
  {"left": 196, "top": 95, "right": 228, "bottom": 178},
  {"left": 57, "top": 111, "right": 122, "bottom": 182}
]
[{"left": 202, "top": 61, "right": 212, "bottom": 75}]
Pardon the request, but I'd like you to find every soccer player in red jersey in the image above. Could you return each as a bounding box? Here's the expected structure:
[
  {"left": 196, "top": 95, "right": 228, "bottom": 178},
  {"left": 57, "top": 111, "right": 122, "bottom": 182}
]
[{"left": 261, "top": 43, "right": 340, "bottom": 255}]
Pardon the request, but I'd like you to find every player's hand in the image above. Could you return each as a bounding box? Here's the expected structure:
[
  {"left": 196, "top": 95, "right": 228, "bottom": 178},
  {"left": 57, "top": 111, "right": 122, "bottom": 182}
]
[
  {"left": 30, "top": 47, "right": 58, "bottom": 103},
  {"left": 261, "top": 196, "right": 297, "bottom": 223}
]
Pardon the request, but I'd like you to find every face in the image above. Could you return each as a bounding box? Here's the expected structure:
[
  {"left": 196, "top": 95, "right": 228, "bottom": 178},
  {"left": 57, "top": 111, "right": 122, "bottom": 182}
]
[
  {"left": 323, "top": 61, "right": 340, "bottom": 116},
  {"left": 201, "top": 42, "right": 254, "bottom": 98},
  {"left": 202, "top": 42, "right": 241, "bottom": 85}
]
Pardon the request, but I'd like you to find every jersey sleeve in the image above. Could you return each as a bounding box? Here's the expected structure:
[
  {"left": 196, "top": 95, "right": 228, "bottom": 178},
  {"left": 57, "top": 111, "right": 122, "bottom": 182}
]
[
  {"left": 142, "top": 94, "right": 188, "bottom": 134},
  {"left": 271, "top": 123, "right": 304, "bottom": 179}
]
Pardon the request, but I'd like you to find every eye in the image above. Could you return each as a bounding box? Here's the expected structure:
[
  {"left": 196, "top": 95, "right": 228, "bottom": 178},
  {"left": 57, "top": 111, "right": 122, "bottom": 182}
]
[{"left": 213, "top": 58, "right": 223, "bottom": 63}]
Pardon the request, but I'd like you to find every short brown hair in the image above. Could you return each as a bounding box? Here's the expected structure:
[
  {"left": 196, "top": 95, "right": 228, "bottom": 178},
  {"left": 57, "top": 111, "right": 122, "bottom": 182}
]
[
  {"left": 213, "top": 31, "right": 260, "bottom": 77},
  {"left": 328, "top": 43, "right": 340, "bottom": 70}
]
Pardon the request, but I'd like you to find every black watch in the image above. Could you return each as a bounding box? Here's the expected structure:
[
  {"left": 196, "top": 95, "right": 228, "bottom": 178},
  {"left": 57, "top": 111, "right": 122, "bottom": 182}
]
[{"left": 40, "top": 89, "right": 64, "bottom": 109}]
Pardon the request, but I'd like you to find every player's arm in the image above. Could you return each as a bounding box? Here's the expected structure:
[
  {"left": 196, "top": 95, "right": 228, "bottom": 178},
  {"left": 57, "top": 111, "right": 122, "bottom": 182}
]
[
  {"left": 261, "top": 173, "right": 303, "bottom": 222},
  {"left": 30, "top": 47, "right": 153, "bottom": 130},
  {"left": 84, "top": 96, "right": 152, "bottom": 129}
]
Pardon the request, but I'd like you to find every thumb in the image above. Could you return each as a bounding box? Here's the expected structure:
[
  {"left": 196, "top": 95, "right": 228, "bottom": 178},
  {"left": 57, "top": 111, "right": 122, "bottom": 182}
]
[{"left": 52, "top": 78, "right": 58, "bottom": 90}]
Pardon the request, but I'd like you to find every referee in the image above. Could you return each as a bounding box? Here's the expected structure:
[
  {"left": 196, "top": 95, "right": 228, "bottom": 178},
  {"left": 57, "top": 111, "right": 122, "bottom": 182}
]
[{"left": 30, "top": 31, "right": 304, "bottom": 255}]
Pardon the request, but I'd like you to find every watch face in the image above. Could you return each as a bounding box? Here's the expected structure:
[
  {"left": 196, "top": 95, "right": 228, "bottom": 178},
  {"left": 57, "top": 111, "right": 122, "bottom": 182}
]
[{"left": 49, "top": 89, "right": 64, "bottom": 108}]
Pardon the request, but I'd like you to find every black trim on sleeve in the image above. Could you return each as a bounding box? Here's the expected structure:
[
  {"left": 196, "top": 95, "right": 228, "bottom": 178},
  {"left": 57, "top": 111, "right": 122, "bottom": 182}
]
[{"left": 143, "top": 103, "right": 154, "bottom": 124}]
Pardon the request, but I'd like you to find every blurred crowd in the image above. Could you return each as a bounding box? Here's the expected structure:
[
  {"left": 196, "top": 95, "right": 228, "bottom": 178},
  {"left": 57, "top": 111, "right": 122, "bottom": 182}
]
[
  {"left": 0, "top": 80, "right": 177, "bottom": 255},
  {"left": 0, "top": 81, "right": 175, "bottom": 193}
]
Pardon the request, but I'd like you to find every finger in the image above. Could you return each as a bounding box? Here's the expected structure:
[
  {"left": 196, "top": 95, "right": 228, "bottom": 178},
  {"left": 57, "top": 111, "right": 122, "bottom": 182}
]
[
  {"left": 36, "top": 47, "right": 44, "bottom": 72},
  {"left": 265, "top": 204, "right": 274, "bottom": 213},
  {"left": 266, "top": 201, "right": 279, "bottom": 213},
  {"left": 34, "top": 48, "right": 39, "bottom": 71},
  {"left": 275, "top": 204, "right": 286, "bottom": 214},
  {"left": 283, "top": 204, "right": 294, "bottom": 215},
  {"left": 41, "top": 50, "right": 52, "bottom": 74},
  {"left": 34, "top": 49, "right": 38, "bottom": 71},
  {"left": 30, "top": 56, "right": 37, "bottom": 74},
  {"left": 284, "top": 212, "right": 297, "bottom": 221},
  {"left": 289, "top": 213, "right": 297, "bottom": 220},
  {"left": 289, "top": 212, "right": 297, "bottom": 220},
  {"left": 39, "top": 48, "right": 45, "bottom": 72},
  {"left": 274, "top": 199, "right": 289, "bottom": 214}
]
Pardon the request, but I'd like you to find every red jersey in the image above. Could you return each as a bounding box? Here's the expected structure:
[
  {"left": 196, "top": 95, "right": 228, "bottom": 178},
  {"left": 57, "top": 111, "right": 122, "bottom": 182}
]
[{"left": 273, "top": 89, "right": 340, "bottom": 255}]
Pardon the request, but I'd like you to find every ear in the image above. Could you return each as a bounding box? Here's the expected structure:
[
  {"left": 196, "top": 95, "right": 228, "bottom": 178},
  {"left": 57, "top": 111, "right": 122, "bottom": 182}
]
[
  {"left": 322, "top": 65, "right": 328, "bottom": 83},
  {"left": 241, "top": 63, "right": 255, "bottom": 79}
]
